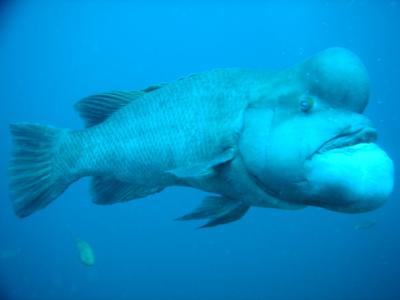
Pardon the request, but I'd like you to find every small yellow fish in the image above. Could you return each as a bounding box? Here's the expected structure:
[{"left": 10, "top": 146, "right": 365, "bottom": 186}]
[{"left": 75, "top": 239, "right": 95, "bottom": 266}]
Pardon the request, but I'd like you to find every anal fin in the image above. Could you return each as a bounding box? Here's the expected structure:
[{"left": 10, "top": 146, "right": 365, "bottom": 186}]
[
  {"left": 91, "top": 176, "right": 164, "bottom": 204},
  {"left": 176, "top": 196, "right": 250, "bottom": 228}
]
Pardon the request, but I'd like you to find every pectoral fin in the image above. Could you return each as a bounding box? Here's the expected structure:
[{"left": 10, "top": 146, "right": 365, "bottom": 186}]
[
  {"left": 166, "top": 148, "right": 236, "bottom": 180},
  {"left": 176, "top": 196, "right": 250, "bottom": 228}
]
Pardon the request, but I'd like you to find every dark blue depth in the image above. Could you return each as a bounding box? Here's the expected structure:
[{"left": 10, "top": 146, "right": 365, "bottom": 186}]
[{"left": 0, "top": 1, "right": 399, "bottom": 300}]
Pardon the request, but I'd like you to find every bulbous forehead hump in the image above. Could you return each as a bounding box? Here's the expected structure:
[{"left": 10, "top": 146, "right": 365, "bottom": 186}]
[{"left": 299, "top": 47, "right": 370, "bottom": 112}]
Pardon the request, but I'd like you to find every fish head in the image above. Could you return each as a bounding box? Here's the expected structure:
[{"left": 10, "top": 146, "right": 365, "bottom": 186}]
[{"left": 240, "top": 48, "right": 394, "bottom": 212}]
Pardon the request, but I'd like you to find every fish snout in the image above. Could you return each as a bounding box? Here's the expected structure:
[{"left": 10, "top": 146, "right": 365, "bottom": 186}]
[{"left": 305, "top": 142, "right": 394, "bottom": 214}]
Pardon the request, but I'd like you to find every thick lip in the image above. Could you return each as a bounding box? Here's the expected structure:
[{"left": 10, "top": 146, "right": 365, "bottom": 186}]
[{"left": 310, "top": 127, "right": 377, "bottom": 158}]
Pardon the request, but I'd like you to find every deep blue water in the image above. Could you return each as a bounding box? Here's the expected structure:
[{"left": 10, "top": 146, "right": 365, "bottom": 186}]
[{"left": 0, "top": 1, "right": 399, "bottom": 299}]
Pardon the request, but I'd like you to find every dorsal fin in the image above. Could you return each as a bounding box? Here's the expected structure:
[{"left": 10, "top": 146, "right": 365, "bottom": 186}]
[
  {"left": 75, "top": 91, "right": 144, "bottom": 127},
  {"left": 75, "top": 83, "right": 166, "bottom": 127},
  {"left": 142, "top": 83, "right": 167, "bottom": 92}
]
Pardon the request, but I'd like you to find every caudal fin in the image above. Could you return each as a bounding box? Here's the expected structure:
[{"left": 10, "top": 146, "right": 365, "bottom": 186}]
[{"left": 9, "top": 123, "right": 71, "bottom": 217}]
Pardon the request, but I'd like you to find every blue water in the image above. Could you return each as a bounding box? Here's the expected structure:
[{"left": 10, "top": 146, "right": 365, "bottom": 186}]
[{"left": 0, "top": 1, "right": 399, "bottom": 299}]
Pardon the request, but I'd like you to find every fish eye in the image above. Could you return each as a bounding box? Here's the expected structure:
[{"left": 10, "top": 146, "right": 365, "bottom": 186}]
[{"left": 299, "top": 96, "right": 314, "bottom": 113}]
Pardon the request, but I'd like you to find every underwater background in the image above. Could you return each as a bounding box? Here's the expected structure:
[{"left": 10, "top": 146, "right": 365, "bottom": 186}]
[{"left": 0, "top": 0, "right": 399, "bottom": 299}]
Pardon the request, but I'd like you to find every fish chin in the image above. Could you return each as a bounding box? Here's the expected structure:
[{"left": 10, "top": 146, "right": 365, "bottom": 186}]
[{"left": 304, "top": 143, "right": 394, "bottom": 212}]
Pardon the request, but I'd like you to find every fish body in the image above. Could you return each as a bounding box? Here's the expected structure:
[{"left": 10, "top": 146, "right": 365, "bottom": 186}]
[
  {"left": 9, "top": 48, "right": 394, "bottom": 227},
  {"left": 71, "top": 69, "right": 253, "bottom": 196}
]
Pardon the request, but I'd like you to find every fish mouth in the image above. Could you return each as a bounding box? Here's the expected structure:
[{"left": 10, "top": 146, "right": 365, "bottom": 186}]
[{"left": 312, "top": 127, "right": 377, "bottom": 157}]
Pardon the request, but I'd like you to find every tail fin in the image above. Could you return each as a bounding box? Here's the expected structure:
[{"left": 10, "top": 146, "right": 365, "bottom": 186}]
[{"left": 9, "top": 123, "right": 71, "bottom": 217}]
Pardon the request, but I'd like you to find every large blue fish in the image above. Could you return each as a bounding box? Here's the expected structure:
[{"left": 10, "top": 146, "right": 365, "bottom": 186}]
[{"left": 9, "top": 48, "right": 394, "bottom": 227}]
